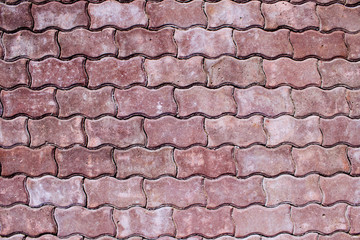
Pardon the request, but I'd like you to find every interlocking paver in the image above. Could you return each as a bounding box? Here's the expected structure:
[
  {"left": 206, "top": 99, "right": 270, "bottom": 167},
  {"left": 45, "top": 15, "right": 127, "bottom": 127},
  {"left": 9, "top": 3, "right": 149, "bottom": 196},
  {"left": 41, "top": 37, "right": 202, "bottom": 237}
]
[
  {"left": 0, "top": 3, "right": 32, "bottom": 31},
  {"left": 0, "top": 175, "right": 28, "bottom": 206},
  {"left": 0, "top": 59, "right": 28, "bottom": 88},
  {"left": 317, "top": 5, "right": 360, "bottom": 32}
]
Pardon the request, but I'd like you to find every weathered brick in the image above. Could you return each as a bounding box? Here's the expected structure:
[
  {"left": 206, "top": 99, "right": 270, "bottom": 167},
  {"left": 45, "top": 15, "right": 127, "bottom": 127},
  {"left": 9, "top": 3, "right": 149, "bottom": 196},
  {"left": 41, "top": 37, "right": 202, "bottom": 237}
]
[
  {"left": 205, "top": 176, "right": 265, "bottom": 208},
  {"left": 205, "top": 1, "right": 263, "bottom": 28},
  {"left": 318, "top": 233, "right": 360, "bottom": 240},
  {"left": 84, "top": 176, "right": 145, "bottom": 208},
  {"left": 262, "top": 2, "right": 318, "bottom": 30},
  {"left": 174, "top": 146, "right": 236, "bottom": 178},
  {"left": 235, "top": 86, "right": 294, "bottom": 117},
  {"left": 55, "top": 206, "right": 115, "bottom": 238},
  {"left": 346, "top": 33, "right": 360, "bottom": 60},
  {"left": 292, "top": 87, "right": 349, "bottom": 117},
  {"left": 0, "top": 175, "right": 27, "bottom": 206},
  {"left": 206, "top": 116, "right": 266, "bottom": 147},
  {"left": 348, "top": 148, "right": 360, "bottom": 175},
  {"left": 347, "top": 90, "right": 360, "bottom": 117},
  {"left": 175, "top": 86, "right": 236, "bottom": 117},
  {"left": 85, "top": 117, "right": 145, "bottom": 148},
  {"left": 235, "top": 145, "right": 294, "bottom": 177},
  {"left": 233, "top": 205, "right": 292, "bottom": 237},
  {"left": 32, "top": 1, "right": 88, "bottom": 30},
  {"left": 264, "top": 116, "right": 322, "bottom": 147},
  {"left": 0, "top": 205, "right": 56, "bottom": 236},
  {"left": 292, "top": 145, "right": 350, "bottom": 176},
  {"left": 30, "top": 58, "right": 86, "bottom": 88},
  {"left": 291, "top": 0, "right": 344, "bottom": 3},
  {"left": 175, "top": 28, "right": 235, "bottom": 57},
  {"left": 320, "top": 117, "right": 360, "bottom": 145},
  {"left": 3, "top": 30, "right": 58, "bottom": 60},
  {"left": 318, "top": 5, "right": 360, "bottom": 32},
  {"left": 348, "top": 206, "right": 360, "bottom": 234},
  {"left": 263, "top": 58, "right": 321, "bottom": 87},
  {"left": 173, "top": 207, "right": 234, "bottom": 238},
  {"left": 290, "top": 31, "right": 347, "bottom": 59},
  {"left": 115, "top": 147, "right": 176, "bottom": 179},
  {"left": 115, "top": 86, "right": 176, "bottom": 117},
  {"left": 27, "top": 235, "right": 83, "bottom": 240},
  {"left": 264, "top": 174, "right": 321, "bottom": 206},
  {"left": 59, "top": 29, "right": 116, "bottom": 58},
  {"left": 57, "top": 86, "right": 115, "bottom": 117},
  {"left": 0, "top": 59, "right": 28, "bottom": 88},
  {"left": 204, "top": 56, "right": 265, "bottom": 87},
  {"left": 319, "top": 59, "right": 360, "bottom": 88},
  {"left": 0, "top": 146, "right": 56, "bottom": 177},
  {"left": 234, "top": 29, "right": 292, "bottom": 57},
  {"left": 86, "top": 57, "right": 145, "bottom": 87},
  {"left": 1, "top": 87, "right": 57, "bottom": 117},
  {"left": 144, "top": 116, "right": 206, "bottom": 148},
  {"left": 0, "top": 2, "right": 32, "bottom": 31},
  {"left": 0, "top": 235, "right": 25, "bottom": 240},
  {"left": 263, "top": 233, "right": 318, "bottom": 240},
  {"left": 145, "top": 56, "right": 206, "bottom": 87},
  {"left": 0, "top": 117, "right": 28, "bottom": 147},
  {"left": 147, "top": 0, "right": 206, "bottom": 28},
  {"left": 89, "top": 0, "right": 147, "bottom": 29},
  {"left": 113, "top": 207, "right": 175, "bottom": 238},
  {"left": 116, "top": 28, "right": 176, "bottom": 57},
  {"left": 209, "top": 236, "right": 260, "bottom": 240},
  {"left": 292, "top": 203, "right": 349, "bottom": 234},
  {"left": 27, "top": 176, "right": 85, "bottom": 207}
]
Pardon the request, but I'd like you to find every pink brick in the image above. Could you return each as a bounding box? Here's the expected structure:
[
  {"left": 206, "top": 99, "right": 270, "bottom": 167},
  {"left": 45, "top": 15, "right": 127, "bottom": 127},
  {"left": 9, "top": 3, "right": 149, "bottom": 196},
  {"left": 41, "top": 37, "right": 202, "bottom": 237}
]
[
  {"left": 115, "top": 86, "right": 176, "bottom": 117},
  {"left": 144, "top": 116, "right": 206, "bottom": 148},
  {"left": 1, "top": 87, "right": 57, "bottom": 117},
  {"left": 84, "top": 176, "right": 145, "bottom": 208},
  {"left": 0, "top": 59, "right": 28, "bottom": 88},
  {"left": 86, "top": 57, "right": 145, "bottom": 87},
  {"left": 0, "top": 205, "right": 56, "bottom": 236},
  {"left": 348, "top": 206, "right": 360, "bottom": 234},
  {"left": 0, "top": 235, "right": 25, "bottom": 240},
  {"left": 235, "top": 86, "right": 294, "bottom": 117},
  {"left": 28, "top": 235, "right": 83, "bottom": 240},
  {"left": 27, "top": 176, "right": 85, "bottom": 207},
  {"left": 116, "top": 28, "right": 176, "bottom": 57},
  {"left": 3, "top": 30, "right": 58, "bottom": 60},
  {"left": 205, "top": 1, "right": 263, "bottom": 28},
  {"left": 0, "top": 175, "right": 28, "bottom": 206},
  {"left": 0, "top": 2, "right": 32, "bottom": 31},
  {"left": 319, "top": 59, "right": 360, "bottom": 88},
  {"left": 319, "top": 232, "right": 360, "bottom": 240},
  {"left": 290, "top": 31, "right": 347, "bottom": 59},
  {"left": 205, "top": 175, "right": 265, "bottom": 208},
  {"left": 0, "top": 117, "right": 29, "bottom": 147},
  {"left": 292, "top": 87, "right": 349, "bottom": 117},
  {"left": 89, "top": 0, "right": 147, "bottom": 29},
  {"left": 292, "top": 145, "right": 350, "bottom": 176},
  {"left": 320, "top": 117, "right": 360, "bottom": 145},
  {"left": 115, "top": 147, "right": 176, "bottom": 179},
  {"left": 113, "top": 207, "right": 175, "bottom": 238},
  {"left": 348, "top": 148, "right": 360, "bottom": 175},
  {"left": 55, "top": 206, "right": 115, "bottom": 238},
  {"left": 32, "top": 1, "right": 88, "bottom": 30},
  {"left": 204, "top": 56, "right": 265, "bottom": 87},
  {"left": 234, "top": 29, "right": 292, "bottom": 57},
  {"left": 233, "top": 205, "right": 293, "bottom": 237},
  {"left": 175, "top": 86, "right": 236, "bottom": 117},
  {"left": 29, "top": 58, "right": 86, "bottom": 88},
  {"left": 292, "top": 203, "right": 349, "bottom": 234},
  {"left": 206, "top": 116, "right": 266, "bottom": 147},
  {"left": 173, "top": 207, "right": 234, "bottom": 238},
  {"left": 262, "top": 2, "right": 318, "bottom": 30},
  {"left": 346, "top": 33, "right": 360, "bottom": 60},
  {"left": 318, "top": 5, "right": 360, "bottom": 32},
  {"left": 264, "top": 116, "right": 322, "bottom": 147},
  {"left": 346, "top": 90, "right": 360, "bottom": 117},
  {"left": 29, "top": 116, "right": 85, "bottom": 147},
  {"left": 147, "top": 0, "right": 206, "bottom": 28},
  {"left": 85, "top": 117, "right": 145, "bottom": 148},
  {"left": 263, "top": 233, "right": 318, "bottom": 240},
  {"left": 145, "top": 56, "right": 206, "bottom": 87},
  {"left": 145, "top": 176, "right": 206, "bottom": 208},
  {"left": 174, "top": 146, "right": 236, "bottom": 178},
  {"left": 263, "top": 58, "right": 321, "bottom": 88},
  {"left": 59, "top": 29, "right": 116, "bottom": 58},
  {"left": 175, "top": 28, "right": 235, "bottom": 57},
  {"left": 235, "top": 145, "right": 294, "bottom": 177}
]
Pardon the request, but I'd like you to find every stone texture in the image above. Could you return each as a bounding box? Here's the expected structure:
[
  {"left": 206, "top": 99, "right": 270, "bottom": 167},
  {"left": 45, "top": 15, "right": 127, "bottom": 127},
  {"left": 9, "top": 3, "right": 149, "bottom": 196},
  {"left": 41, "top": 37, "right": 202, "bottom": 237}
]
[
  {"left": 348, "top": 206, "right": 360, "bottom": 234},
  {"left": 263, "top": 234, "right": 318, "bottom": 240},
  {"left": 204, "top": 56, "right": 265, "bottom": 87},
  {"left": 115, "top": 147, "right": 176, "bottom": 179},
  {"left": 0, "top": 235, "right": 25, "bottom": 240},
  {"left": 235, "top": 145, "right": 294, "bottom": 177},
  {"left": 0, "top": 175, "right": 28, "bottom": 206},
  {"left": 0, "top": 59, "right": 29, "bottom": 88},
  {"left": 0, "top": 117, "right": 29, "bottom": 147},
  {"left": 174, "top": 146, "right": 236, "bottom": 178},
  {"left": 206, "top": 116, "right": 266, "bottom": 147},
  {"left": 84, "top": 176, "right": 145, "bottom": 208},
  {"left": 235, "top": 86, "right": 294, "bottom": 117},
  {"left": 0, "top": 2, "right": 32, "bottom": 31},
  {"left": 175, "top": 28, "right": 235, "bottom": 57},
  {"left": 85, "top": 116, "right": 145, "bottom": 147},
  {"left": 234, "top": 29, "right": 292, "bottom": 57},
  {"left": 28, "top": 116, "right": 85, "bottom": 147},
  {"left": 319, "top": 233, "right": 360, "bottom": 240},
  {"left": 27, "top": 235, "right": 83, "bottom": 240},
  {"left": 346, "top": 33, "right": 360, "bottom": 60},
  {"left": 346, "top": 90, "right": 360, "bottom": 117},
  {"left": 320, "top": 117, "right": 360, "bottom": 145},
  {"left": 319, "top": 59, "right": 360, "bottom": 88},
  {"left": 318, "top": 5, "right": 360, "bottom": 32},
  {"left": 348, "top": 148, "right": 360, "bottom": 175}
]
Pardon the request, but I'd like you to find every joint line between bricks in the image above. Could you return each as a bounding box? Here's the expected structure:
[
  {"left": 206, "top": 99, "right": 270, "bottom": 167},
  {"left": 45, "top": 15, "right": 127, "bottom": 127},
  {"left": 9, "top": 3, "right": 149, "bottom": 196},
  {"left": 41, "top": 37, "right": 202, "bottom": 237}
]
[
  {"left": 0, "top": 31, "right": 5, "bottom": 60},
  {"left": 53, "top": 88, "right": 60, "bottom": 117},
  {"left": 345, "top": 146, "right": 353, "bottom": 174},
  {"left": 29, "top": 3, "right": 35, "bottom": 30},
  {"left": 202, "top": 1, "right": 209, "bottom": 30},
  {"left": 345, "top": 204, "right": 351, "bottom": 232},
  {"left": 288, "top": 30, "right": 295, "bottom": 58},
  {"left": 171, "top": 147, "right": 179, "bottom": 178},
  {"left": 315, "top": 4, "right": 322, "bottom": 32},
  {"left": 25, "top": 117, "right": 31, "bottom": 147},
  {"left": 172, "top": 29, "right": 179, "bottom": 58},
  {"left": 202, "top": 117, "right": 209, "bottom": 147},
  {"left": 261, "top": 177, "right": 268, "bottom": 206},
  {"left": 231, "top": 29, "right": 238, "bottom": 57},
  {"left": 171, "top": 208, "right": 178, "bottom": 237},
  {"left": 259, "top": 58, "right": 267, "bottom": 86},
  {"left": 142, "top": 117, "right": 148, "bottom": 147},
  {"left": 201, "top": 177, "right": 209, "bottom": 207},
  {"left": 231, "top": 146, "right": 239, "bottom": 176},
  {"left": 84, "top": 1, "right": 91, "bottom": 30},
  {"left": 316, "top": 59, "right": 324, "bottom": 88},
  {"left": 83, "top": 58, "right": 90, "bottom": 87},
  {"left": 23, "top": 175, "right": 30, "bottom": 205},
  {"left": 111, "top": 87, "right": 119, "bottom": 116},
  {"left": 261, "top": 117, "right": 269, "bottom": 146},
  {"left": 231, "top": 87, "right": 239, "bottom": 116},
  {"left": 54, "top": 30, "right": 61, "bottom": 59},
  {"left": 343, "top": 32, "right": 350, "bottom": 59},
  {"left": 259, "top": 2, "right": 266, "bottom": 29},
  {"left": 141, "top": 57, "right": 149, "bottom": 87},
  {"left": 144, "top": 0, "right": 150, "bottom": 30},
  {"left": 172, "top": 87, "right": 179, "bottom": 117},
  {"left": 82, "top": 117, "right": 89, "bottom": 148},
  {"left": 110, "top": 207, "right": 117, "bottom": 237},
  {"left": 317, "top": 174, "right": 325, "bottom": 204},
  {"left": 81, "top": 176, "right": 88, "bottom": 208},
  {"left": 289, "top": 88, "right": 296, "bottom": 116},
  {"left": 110, "top": 147, "right": 118, "bottom": 178},
  {"left": 52, "top": 147, "right": 59, "bottom": 177},
  {"left": 289, "top": 146, "right": 297, "bottom": 175},
  {"left": 141, "top": 177, "right": 148, "bottom": 208}
]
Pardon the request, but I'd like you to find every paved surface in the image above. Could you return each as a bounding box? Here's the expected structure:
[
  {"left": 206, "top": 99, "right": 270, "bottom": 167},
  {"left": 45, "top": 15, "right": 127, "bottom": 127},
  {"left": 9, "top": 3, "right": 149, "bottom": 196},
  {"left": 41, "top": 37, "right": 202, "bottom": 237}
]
[{"left": 0, "top": 0, "right": 360, "bottom": 239}]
